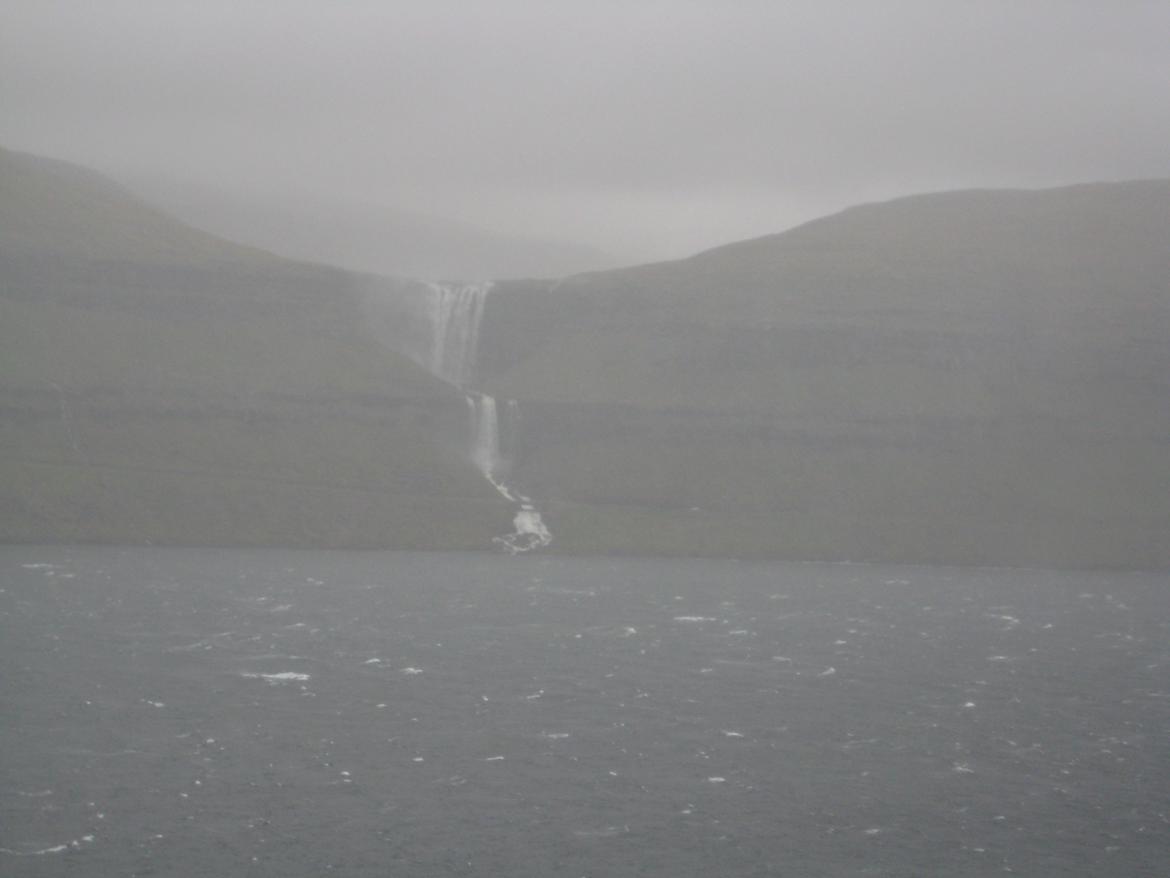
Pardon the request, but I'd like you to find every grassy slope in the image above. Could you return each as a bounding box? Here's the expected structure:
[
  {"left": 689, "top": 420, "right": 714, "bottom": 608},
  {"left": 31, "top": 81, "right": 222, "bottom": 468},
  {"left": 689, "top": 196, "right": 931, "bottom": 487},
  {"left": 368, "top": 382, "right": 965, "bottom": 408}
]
[
  {"left": 0, "top": 147, "right": 506, "bottom": 549},
  {"left": 478, "top": 183, "right": 1170, "bottom": 568}
]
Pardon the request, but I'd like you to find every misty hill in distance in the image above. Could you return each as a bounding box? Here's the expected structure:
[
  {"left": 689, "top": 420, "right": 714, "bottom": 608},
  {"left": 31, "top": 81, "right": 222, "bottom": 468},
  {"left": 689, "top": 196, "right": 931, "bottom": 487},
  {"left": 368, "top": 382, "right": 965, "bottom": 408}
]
[
  {"left": 2, "top": 145, "right": 1167, "bottom": 568},
  {"left": 125, "top": 176, "right": 615, "bottom": 281}
]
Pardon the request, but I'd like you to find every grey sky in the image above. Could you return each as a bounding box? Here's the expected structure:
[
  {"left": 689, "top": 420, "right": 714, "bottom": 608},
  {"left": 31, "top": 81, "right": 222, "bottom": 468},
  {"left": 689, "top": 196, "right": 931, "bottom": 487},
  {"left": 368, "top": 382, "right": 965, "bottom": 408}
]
[{"left": 3, "top": 0, "right": 1169, "bottom": 261}]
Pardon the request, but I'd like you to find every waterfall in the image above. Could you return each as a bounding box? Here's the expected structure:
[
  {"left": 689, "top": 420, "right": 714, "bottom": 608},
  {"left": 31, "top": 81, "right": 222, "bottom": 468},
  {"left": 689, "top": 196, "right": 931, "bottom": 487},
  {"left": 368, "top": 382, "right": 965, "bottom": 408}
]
[
  {"left": 428, "top": 282, "right": 490, "bottom": 386},
  {"left": 467, "top": 393, "right": 502, "bottom": 483},
  {"left": 466, "top": 392, "right": 552, "bottom": 553},
  {"left": 426, "top": 282, "right": 552, "bottom": 554}
]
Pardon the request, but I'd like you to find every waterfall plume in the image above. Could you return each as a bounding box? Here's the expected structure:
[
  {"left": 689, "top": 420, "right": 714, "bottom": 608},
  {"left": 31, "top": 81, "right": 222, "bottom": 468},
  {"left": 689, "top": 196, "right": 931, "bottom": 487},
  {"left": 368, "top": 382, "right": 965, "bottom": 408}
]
[
  {"left": 467, "top": 392, "right": 502, "bottom": 482},
  {"left": 428, "top": 282, "right": 490, "bottom": 387},
  {"left": 424, "top": 282, "right": 551, "bottom": 553}
]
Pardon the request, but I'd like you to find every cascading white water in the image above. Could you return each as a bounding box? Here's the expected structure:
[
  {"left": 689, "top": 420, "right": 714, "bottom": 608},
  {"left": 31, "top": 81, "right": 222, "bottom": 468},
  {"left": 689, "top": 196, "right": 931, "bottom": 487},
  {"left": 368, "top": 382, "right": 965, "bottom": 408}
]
[
  {"left": 467, "top": 393, "right": 503, "bottom": 484},
  {"left": 465, "top": 392, "right": 552, "bottom": 553},
  {"left": 426, "top": 282, "right": 552, "bottom": 554},
  {"left": 428, "top": 282, "right": 490, "bottom": 387}
]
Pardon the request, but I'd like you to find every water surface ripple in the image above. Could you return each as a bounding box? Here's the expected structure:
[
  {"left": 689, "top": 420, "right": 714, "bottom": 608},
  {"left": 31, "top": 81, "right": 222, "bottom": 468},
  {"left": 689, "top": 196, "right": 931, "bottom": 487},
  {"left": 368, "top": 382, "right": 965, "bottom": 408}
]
[{"left": 2, "top": 547, "right": 1167, "bottom": 876}]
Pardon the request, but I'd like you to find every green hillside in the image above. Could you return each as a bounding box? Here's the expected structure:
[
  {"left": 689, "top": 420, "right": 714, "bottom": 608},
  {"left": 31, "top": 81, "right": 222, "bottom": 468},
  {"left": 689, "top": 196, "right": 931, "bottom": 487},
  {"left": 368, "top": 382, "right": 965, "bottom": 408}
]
[
  {"left": 475, "top": 183, "right": 1170, "bottom": 569},
  {"left": 0, "top": 147, "right": 508, "bottom": 549}
]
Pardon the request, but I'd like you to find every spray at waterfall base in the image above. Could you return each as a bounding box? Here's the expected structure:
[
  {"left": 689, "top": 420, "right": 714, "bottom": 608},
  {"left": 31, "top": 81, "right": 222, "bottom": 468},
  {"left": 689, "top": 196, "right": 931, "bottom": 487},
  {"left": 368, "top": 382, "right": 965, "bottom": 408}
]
[{"left": 426, "top": 283, "right": 552, "bottom": 554}]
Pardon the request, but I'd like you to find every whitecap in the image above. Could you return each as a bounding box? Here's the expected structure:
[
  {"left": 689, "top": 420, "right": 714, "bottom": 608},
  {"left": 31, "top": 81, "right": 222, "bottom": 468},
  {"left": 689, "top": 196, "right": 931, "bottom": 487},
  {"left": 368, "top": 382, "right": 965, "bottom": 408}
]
[
  {"left": 573, "top": 826, "right": 627, "bottom": 838},
  {"left": 241, "top": 671, "right": 310, "bottom": 683},
  {"left": 1, "top": 835, "right": 95, "bottom": 856}
]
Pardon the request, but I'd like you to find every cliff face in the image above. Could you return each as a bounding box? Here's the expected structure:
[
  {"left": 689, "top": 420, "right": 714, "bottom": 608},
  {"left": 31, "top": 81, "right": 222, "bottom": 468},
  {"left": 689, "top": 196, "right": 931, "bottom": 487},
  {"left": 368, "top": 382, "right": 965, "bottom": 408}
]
[{"left": 473, "top": 183, "right": 1170, "bottom": 569}]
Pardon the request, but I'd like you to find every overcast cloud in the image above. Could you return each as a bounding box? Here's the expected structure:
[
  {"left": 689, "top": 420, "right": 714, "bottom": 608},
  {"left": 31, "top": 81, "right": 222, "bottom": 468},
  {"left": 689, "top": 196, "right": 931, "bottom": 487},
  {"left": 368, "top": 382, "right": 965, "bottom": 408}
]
[{"left": 3, "top": 0, "right": 1169, "bottom": 260}]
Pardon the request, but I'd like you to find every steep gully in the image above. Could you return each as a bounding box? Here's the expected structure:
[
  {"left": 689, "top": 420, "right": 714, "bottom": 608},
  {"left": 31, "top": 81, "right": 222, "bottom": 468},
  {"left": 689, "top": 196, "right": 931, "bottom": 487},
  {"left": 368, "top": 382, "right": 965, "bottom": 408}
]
[{"left": 425, "top": 282, "right": 552, "bottom": 553}]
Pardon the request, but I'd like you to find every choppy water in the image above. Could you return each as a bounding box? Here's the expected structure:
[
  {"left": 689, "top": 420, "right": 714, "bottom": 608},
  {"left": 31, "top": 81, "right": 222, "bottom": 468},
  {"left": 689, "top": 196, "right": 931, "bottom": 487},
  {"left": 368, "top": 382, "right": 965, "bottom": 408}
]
[{"left": 2, "top": 547, "right": 1168, "bottom": 876}]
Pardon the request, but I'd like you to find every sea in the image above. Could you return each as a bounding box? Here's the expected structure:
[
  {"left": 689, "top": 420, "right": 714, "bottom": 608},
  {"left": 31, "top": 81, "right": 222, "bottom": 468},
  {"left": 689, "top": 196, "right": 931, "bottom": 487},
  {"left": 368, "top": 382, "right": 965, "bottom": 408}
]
[{"left": 2, "top": 546, "right": 1167, "bottom": 876}]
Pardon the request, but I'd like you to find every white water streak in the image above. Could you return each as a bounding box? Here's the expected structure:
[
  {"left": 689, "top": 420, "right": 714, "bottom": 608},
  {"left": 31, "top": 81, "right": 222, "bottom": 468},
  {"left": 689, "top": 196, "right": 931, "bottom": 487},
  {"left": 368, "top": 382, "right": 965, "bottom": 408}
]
[
  {"left": 427, "top": 283, "right": 552, "bottom": 553},
  {"left": 467, "top": 393, "right": 503, "bottom": 483},
  {"left": 1, "top": 835, "right": 95, "bottom": 856}
]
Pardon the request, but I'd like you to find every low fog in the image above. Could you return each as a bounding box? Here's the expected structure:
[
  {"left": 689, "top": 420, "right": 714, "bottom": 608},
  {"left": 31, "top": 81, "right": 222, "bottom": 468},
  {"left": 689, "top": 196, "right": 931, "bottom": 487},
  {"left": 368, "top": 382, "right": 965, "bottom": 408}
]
[
  {"left": 3, "top": 0, "right": 1170, "bottom": 262},
  {"left": 4, "top": 4, "right": 1170, "bottom": 875}
]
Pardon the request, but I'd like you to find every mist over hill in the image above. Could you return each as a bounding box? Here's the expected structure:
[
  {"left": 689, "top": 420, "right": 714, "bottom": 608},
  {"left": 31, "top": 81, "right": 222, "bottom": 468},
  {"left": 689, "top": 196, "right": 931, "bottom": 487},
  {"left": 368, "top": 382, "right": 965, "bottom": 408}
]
[
  {"left": 124, "top": 176, "right": 615, "bottom": 281},
  {"left": 3, "top": 146, "right": 1167, "bottom": 568}
]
